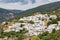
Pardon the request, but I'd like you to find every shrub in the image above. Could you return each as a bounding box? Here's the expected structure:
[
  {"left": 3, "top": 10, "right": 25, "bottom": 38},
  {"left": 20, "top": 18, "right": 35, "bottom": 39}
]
[
  {"left": 20, "top": 24, "right": 24, "bottom": 27},
  {"left": 28, "top": 20, "right": 34, "bottom": 24},
  {"left": 51, "top": 19, "right": 58, "bottom": 24},
  {"left": 19, "top": 20, "right": 24, "bottom": 23},
  {"left": 52, "top": 29, "right": 56, "bottom": 33}
]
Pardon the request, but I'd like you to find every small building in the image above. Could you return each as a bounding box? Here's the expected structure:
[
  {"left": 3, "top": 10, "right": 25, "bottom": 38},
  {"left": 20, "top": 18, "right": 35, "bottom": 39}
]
[{"left": 50, "top": 15, "right": 57, "bottom": 19}]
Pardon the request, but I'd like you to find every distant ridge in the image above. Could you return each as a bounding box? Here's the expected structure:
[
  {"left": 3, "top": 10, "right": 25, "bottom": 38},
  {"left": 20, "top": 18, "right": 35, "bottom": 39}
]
[
  {"left": 18, "top": 1, "right": 60, "bottom": 16},
  {"left": 0, "top": 8, "right": 22, "bottom": 22},
  {"left": 23, "top": 1, "right": 60, "bottom": 12}
]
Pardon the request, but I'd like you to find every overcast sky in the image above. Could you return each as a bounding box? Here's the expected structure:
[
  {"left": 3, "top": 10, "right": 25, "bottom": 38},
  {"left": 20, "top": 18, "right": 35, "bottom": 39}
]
[{"left": 0, "top": 0, "right": 60, "bottom": 10}]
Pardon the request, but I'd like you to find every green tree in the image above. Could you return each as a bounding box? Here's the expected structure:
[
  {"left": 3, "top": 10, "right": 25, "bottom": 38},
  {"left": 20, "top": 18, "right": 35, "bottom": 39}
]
[
  {"left": 52, "top": 29, "right": 56, "bottom": 33},
  {"left": 19, "top": 20, "right": 24, "bottom": 23},
  {"left": 20, "top": 24, "right": 24, "bottom": 27},
  {"left": 48, "top": 19, "right": 58, "bottom": 26},
  {"left": 51, "top": 19, "right": 58, "bottom": 24},
  {"left": 38, "top": 30, "right": 60, "bottom": 40},
  {"left": 42, "top": 31, "right": 49, "bottom": 36},
  {"left": 28, "top": 20, "right": 34, "bottom": 24},
  {"left": 17, "top": 36, "right": 23, "bottom": 40}
]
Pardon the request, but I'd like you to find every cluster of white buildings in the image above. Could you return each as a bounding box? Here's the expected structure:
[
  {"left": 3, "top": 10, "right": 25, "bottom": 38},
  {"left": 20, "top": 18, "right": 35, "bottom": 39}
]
[
  {"left": 3, "top": 23, "right": 23, "bottom": 32},
  {"left": 2, "top": 13, "right": 60, "bottom": 36}
]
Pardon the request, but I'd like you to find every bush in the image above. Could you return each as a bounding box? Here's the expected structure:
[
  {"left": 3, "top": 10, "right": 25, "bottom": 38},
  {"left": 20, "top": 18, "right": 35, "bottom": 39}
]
[
  {"left": 28, "top": 20, "right": 34, "bottom": 24},
  {"left": 52, "top": 29, "right": 56, "bottom": 33},
  {"left": 19, "top": 20, "right": 24, "bottom": 23},
  {"left": 49, "top": 18, "right": 52, "bottom": 20},
  {"left": 17, "top": 36, "right": 23, "bottom": 40},
  {"left": 48, "top": 19, "right": 58, "bottom": 26},
  {"left": 0, "top": 29, "right": 3, "bottom": 38},
  {"left": 38, "top": 30, "right": 60, "bottom": 40},
  {"left": 42, "top": 31, "right": 49, "bottom": 36},
  {"left": 38, "top": 31, "right": 49, "bottom": 39},
  {"left": 30, "top": 36, "right": 40, "bottom": 40},
  {"left": 20, "top": 24, "right": 24, "bottom": 27},
  {"left": 4, "top": 22, "right": 8, "bottom": 25},
  {"left": 51, "top": 19, "right": 58, "bottom": 24}
]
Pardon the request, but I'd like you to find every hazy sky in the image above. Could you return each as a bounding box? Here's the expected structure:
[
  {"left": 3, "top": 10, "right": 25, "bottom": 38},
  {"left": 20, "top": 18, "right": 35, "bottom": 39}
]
[{"left": 0, "top": 0, "right": 60, "bottom": 10}]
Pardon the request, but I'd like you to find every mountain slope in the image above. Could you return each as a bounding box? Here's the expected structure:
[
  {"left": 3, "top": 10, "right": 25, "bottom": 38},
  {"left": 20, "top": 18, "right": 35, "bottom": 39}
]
[
  {"left": 0, "top": 8, "right": 22, "bottom": 22},
  {"left": 23, "top": 1, "right": 60, "bottom": 13},
  {"left": 18, "top": 1, "right": 60, "bottom": 17}
]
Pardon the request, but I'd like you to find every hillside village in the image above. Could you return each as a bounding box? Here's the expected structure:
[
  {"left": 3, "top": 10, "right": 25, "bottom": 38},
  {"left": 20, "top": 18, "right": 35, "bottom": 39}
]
[
  {"left": 0, "top": 1, "right": 60, "bottom": 40},
  {"left": 0, "top": 11, "right": 60, "bottom": 40}
]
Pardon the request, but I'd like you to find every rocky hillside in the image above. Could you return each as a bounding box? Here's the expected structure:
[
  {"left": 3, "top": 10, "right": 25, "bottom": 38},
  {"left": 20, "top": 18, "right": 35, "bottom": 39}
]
[{"left": 0, "top": 8, "right": 22, "bottom": 22}]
